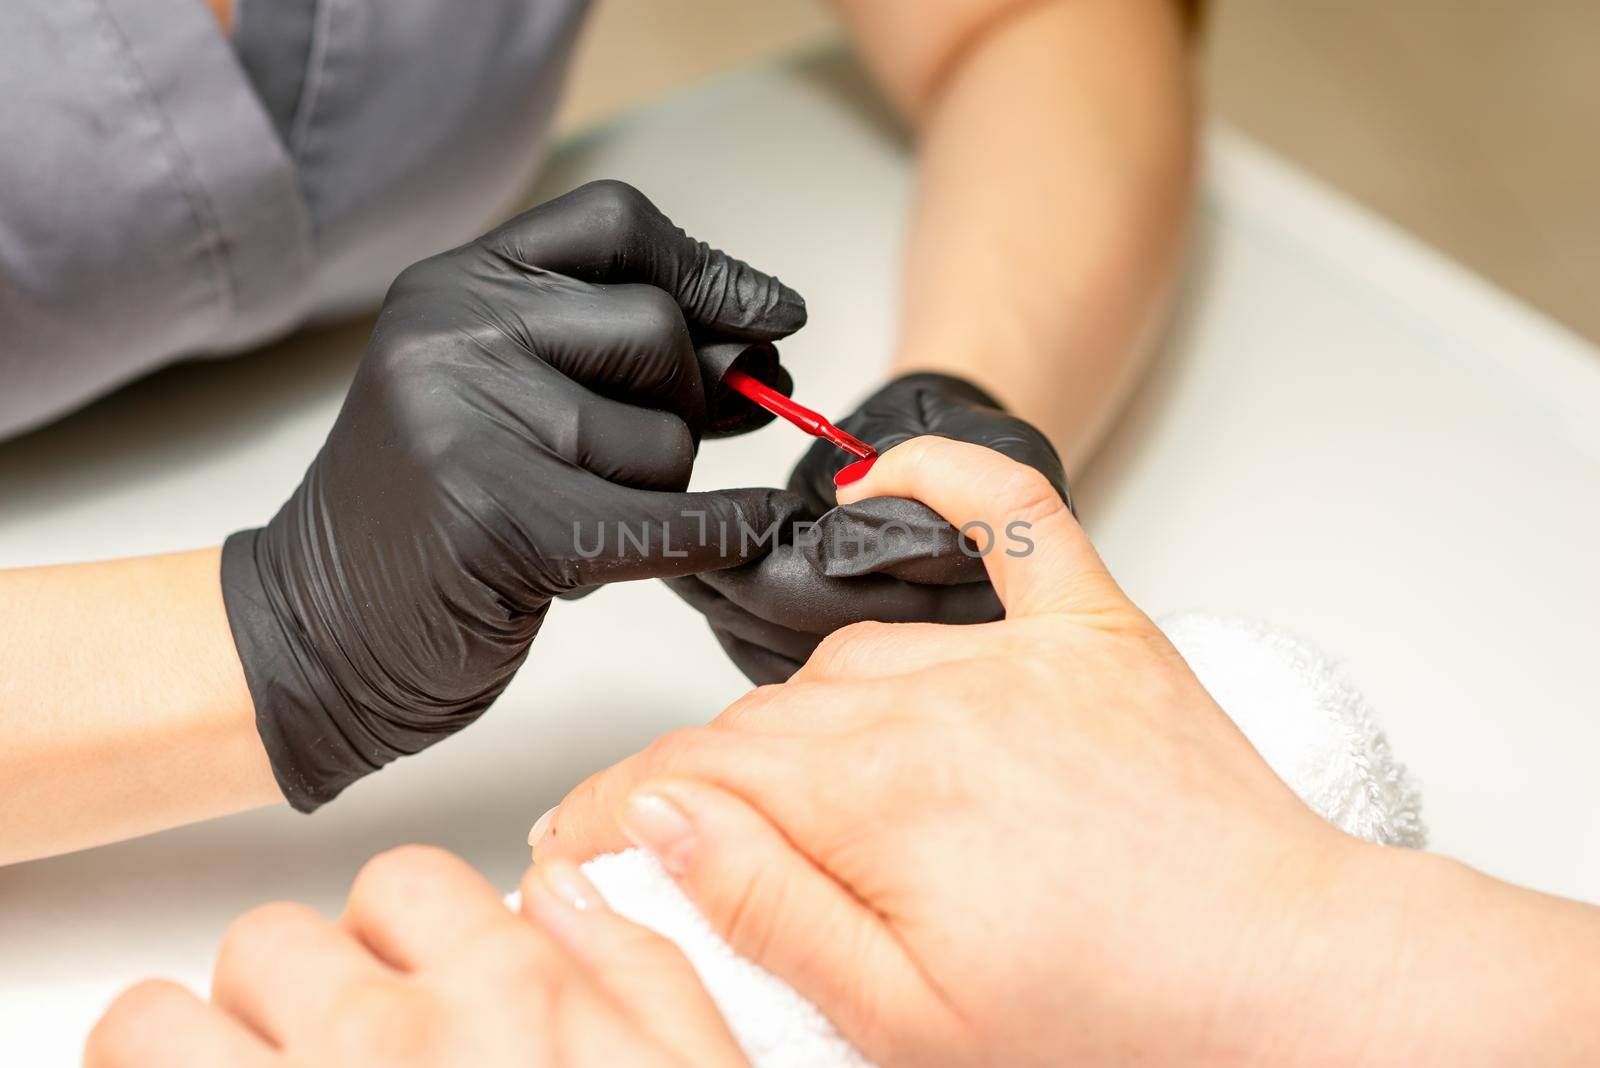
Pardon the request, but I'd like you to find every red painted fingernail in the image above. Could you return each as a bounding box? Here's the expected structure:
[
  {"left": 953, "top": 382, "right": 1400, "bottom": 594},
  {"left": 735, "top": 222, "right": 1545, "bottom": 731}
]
[{"left": 833, "top": 455, "right": 876, "bottom": 487}]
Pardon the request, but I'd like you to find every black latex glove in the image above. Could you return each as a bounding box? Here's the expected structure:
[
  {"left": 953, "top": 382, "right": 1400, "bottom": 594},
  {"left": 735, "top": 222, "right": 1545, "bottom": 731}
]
[
  {"left": 668, "top": 372, "right": 1072, "bottom": 683},
  {"left": 221, "top": 180, "right": 808, "bottom": 811}
]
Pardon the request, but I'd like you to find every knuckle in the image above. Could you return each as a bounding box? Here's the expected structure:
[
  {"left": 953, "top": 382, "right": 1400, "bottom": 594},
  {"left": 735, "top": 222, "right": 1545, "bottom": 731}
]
[
  {"left": 383, "top": 254, "right": 453, "bottom": 305},
  {"left": 641, "top": 726, "right": 715, "bottom": 775},
  {"left": 830, "top": 619, "right": 893, "bottom": 650},
  {"left": 398, "top": 412, "right": 470, "bottom": 479},
  {"left": 617, "top": 283, "right": 690, "bottom": 343},
  {"left": 719, "top": 866, "right": 788, "bottom": 965},
  {"left": 724, "top": 676, "right": 844, "bottom": 724},
  {"left": 639, "top": 414, "right": 695, "bottom": 476},
  {"left": 85, "top": 981, "right": 192, "bottom": 1066},
  {"left": 372, "top": 327, "right": 450, "bottom": 386},
  {"left": 895, "top": 435, "right": 944, "bottom": 470},
  {"left": 218, "top": 900, "right": 319, "bottom": 967},
  {"left": 350, "top": 845, "right": 466, "bottom": 907},
  {"left": 575, "top": 179, "right": 655, "bottom": 238},
  {"left": 990, "top": 464, "right": 1069, "bottom": 528},
  {"left": 717, "top": 683, "right": 785, "bottom": 726},
  {"left": 330, "top": 979, "right": 441, "bottom": 1063},
  {"left": 811, "top": 620, "right": 891, "bottom": 671},
  {"left": 363, "top": 364, "right": 482, "bottom": 484},
  {"left": 462, "top": 926, "right": 562, "bottom": 993},
  {"left": 720, "top": 684, "right": 787, "bottom": 716}
]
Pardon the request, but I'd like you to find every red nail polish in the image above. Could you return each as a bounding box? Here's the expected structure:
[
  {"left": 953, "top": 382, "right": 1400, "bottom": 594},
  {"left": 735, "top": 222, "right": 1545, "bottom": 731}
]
[{"left": 833, "top": 455, "right": 876, "bottom": 487}]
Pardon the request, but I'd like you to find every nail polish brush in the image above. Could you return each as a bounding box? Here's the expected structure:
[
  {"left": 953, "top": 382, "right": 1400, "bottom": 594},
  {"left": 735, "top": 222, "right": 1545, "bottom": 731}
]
[{"left": 721, "top": 368, "right": 878, "bottom": 485}]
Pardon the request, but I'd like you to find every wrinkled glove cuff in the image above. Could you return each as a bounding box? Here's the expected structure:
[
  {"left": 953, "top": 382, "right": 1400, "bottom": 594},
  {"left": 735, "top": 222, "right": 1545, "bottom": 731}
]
[
  {"left": 220, "top": 528, "right": 382, "bottom": 812},
  {"left": 883, "top": 370, "right": 1006, "bottom": 412},
  {"left": 841, "top": 371, "right": 1074, "bottom": 517}
]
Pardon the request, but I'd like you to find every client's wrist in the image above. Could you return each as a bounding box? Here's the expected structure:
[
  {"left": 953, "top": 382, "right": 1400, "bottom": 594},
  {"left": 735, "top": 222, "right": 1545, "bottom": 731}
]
[
  {"left": 1364, "top": 849, "right": 1600, "bottom": 1066},
  {"left": 1226, "top": 839, "right": 1600, "bottom": 1068},
  {"left": 1285, "top": 844, "right": 1478, "bottom": 1068}
]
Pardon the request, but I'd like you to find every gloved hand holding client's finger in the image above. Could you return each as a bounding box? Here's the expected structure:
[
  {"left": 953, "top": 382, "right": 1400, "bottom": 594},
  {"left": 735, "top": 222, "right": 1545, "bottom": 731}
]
[{"left": 671, "top": 371, "right": 1072, "bottom": 684}]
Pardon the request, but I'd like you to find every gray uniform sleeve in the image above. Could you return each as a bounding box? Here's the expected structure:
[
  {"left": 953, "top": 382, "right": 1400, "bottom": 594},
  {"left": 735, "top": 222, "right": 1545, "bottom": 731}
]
[
  {"left": 0, "top": 0, "right": 314, "bottom": 441},
  {"left": 0, "top": 0, "right": 588, "bottom": 443}
]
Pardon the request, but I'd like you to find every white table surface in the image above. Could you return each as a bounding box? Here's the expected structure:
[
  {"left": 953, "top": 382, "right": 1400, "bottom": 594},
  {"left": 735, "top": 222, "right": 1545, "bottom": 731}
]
[{"left": 4, "top": 51, "right": 1598, "bottom": 1064}]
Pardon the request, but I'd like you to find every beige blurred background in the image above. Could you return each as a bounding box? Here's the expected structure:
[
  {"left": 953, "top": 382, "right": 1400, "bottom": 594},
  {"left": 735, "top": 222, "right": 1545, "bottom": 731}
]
[{"left": 556, "top": 0, "right": 1599, "bottom": 345}]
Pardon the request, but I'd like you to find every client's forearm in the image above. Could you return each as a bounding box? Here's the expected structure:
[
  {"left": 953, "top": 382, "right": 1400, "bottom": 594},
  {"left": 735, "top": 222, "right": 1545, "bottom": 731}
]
[
  {"left": 891, "top": 0, "right": 1197, "bottom": 470},
  {"left": 0, "top": 548, "right": 279, "bottom": 865}
]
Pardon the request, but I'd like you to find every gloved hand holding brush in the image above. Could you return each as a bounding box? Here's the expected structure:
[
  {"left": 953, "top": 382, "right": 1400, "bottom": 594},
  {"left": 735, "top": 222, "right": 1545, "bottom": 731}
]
[
  {"left": 0, "top": 179, "right": 819, "bottom": 864},
  {"left": 223, "top": 181, "right": 809, "bottom": 810}
]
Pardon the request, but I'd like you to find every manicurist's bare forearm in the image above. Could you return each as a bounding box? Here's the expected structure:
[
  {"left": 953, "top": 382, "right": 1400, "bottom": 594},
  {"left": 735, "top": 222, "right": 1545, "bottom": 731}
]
[
  {"left": 840, "top": 0, "right": 1198, "bottom": 470},
  {"left": 0, "top": 549, "right": 280, "bottom": 864}
]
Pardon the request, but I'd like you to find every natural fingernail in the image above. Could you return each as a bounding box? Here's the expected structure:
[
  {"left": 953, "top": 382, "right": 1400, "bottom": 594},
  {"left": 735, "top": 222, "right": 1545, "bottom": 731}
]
[
  {"left": 621, "top": 792, "right": 695, "bottom": 877},
  {"left": 528, "top": 806, "right": 557, "bottom": 847},
  {"left": 538, "top": 859, "right": 605, "bottom": 912}
]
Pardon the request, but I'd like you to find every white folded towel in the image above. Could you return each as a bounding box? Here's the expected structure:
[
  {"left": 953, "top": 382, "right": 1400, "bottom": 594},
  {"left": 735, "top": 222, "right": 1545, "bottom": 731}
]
[
  {"left": 1161, "top": 614, "right": 1424, "bottom": 847},
  {"left": 512, "top": 614, "right": 1424, "bottom": 1068}
]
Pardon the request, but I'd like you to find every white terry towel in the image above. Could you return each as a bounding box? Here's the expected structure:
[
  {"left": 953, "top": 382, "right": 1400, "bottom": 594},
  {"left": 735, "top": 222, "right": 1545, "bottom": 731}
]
[{"left": 511, "top": 614, "right": 1425, "bottom": 1068}]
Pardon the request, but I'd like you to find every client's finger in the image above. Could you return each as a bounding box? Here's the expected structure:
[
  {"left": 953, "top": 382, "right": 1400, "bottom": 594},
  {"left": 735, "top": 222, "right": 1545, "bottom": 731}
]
[
  {"left": 789, "top": 619, "right": 1010, "bottom": 683},
  {"left": 340, "top": 846, "right": 519, "bottom": 971},
  {"left": 211, "top": 901, "right": 393, "bottom": 1048},
  {"left": 710, "top": 674, "right": 922, "bottom": 735},
  {"left": 519, "top": 860, "right": 749, "bottom": 1068},
  {"left": 611, "top": 779, "right": 946, "bottom": 1060},
  {"left": 86, "top": 980, "right": 274, "bottom": 1068},
  {"left": 532, "top": 727, "right": 821, "bottom": 866},
  {"left": 834, "top": 437, "right": 1129, "bottom": 620}
]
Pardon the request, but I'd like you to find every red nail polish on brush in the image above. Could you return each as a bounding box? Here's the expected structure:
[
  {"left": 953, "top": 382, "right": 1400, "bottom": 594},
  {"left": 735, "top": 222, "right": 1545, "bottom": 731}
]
[{"left": 721, "top": 368, "right": 879, "bottom": 485}]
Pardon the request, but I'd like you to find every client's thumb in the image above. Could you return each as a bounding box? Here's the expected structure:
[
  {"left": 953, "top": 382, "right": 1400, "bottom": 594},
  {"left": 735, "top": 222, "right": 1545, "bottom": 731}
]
[{"left": 834, "top": 436, "right": 1130, "bottom": 620}]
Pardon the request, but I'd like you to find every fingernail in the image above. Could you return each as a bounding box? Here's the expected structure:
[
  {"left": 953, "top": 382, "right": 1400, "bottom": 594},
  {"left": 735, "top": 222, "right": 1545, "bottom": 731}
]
[
  {"left": 538, "top": 859, "right": 605, "bottom": 913},
  {"left": 621, "top": 792, "right": 695, "bottom": 877},
  {"left": 528, "top": 806, "right": 557, "bottom": 847},
  {"left": 833, "top": 455, "right": 876, "bottom": 487}
]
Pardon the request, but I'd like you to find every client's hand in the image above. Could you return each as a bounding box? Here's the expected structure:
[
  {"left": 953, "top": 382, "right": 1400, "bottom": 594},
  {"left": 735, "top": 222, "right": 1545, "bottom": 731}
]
[
  {"left": 223, "top": 180, "right": 807, "bottom": 811},
  {"left": 85, "top": 847, "right": 751, "bottom": 1068},
  {"left": 669, "top": 373, "right": 1069, "bottom": 683},
  {"left": 531, "top": 437, "right": 1517, "bottom": 1067}
]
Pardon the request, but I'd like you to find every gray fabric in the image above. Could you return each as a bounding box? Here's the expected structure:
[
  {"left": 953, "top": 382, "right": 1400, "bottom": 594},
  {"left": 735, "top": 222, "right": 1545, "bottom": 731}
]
[
  {"left": 293, "top": 0, "right": 589, "bottom": 317},
  {"left": 0, "top": 0, "right": 312, "bottom": 440},
  {"left": 0, "top": 0, "right": 589, "bottom": 441},
  {"left": 234, "top": 0, "right": 319, "bottom": 145}
]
